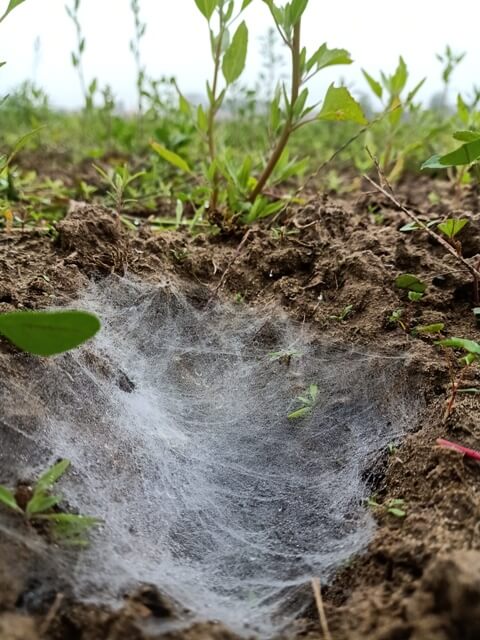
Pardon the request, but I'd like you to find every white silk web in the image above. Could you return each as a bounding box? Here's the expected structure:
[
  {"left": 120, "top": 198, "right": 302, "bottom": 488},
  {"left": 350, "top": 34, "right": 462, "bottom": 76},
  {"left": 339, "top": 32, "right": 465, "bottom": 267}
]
[{"left": 0, "top": 278, "right": 421, "bottom": 636}]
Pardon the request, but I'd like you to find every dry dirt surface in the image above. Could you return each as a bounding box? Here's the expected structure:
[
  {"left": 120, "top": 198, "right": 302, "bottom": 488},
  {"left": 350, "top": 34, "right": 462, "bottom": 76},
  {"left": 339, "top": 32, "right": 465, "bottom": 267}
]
[{"left": 1, "top": 177, "right": 480, "bottom": 640}]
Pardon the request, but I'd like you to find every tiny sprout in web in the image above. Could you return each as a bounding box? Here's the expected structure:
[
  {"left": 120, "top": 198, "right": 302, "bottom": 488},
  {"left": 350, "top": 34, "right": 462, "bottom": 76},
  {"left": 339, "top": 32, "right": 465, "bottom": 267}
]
[
  {"left": 0, "top": 460, "right": 101, "bottom": 546},
  {"left": 288, "top": 383, "right": 318, "bottom": 420}
]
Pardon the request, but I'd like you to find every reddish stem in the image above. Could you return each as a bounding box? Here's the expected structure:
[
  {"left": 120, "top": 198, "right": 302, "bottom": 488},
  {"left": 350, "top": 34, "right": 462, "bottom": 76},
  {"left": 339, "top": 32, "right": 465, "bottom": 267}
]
[{"left": 436, "top": 438, "right": 480, "bottom": 462}]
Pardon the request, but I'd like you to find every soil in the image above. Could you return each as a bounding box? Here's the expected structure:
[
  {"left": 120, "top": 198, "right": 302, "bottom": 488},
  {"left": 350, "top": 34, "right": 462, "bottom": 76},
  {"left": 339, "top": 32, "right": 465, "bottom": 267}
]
[{"left": 1, "top": 174, "right": 480, "bottom": 640}]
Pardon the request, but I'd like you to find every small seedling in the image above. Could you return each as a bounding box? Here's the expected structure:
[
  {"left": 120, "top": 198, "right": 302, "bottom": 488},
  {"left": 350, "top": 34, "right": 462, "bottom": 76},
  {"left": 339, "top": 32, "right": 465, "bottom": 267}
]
[
  {"left": 388, "top": 308, "right": 406, "bottom": 331},
  {"left": 412, "top": 323, "right": 445, "bottom": 336},
  {"left": 94, "top": 164, "right": 145, "bottom": 214},
  {"left": 269, "top": 347, "right": 302, "bottom": 365},
  {"left": 368, "top": 497, "right": 407, "bottom": 519},
  {"left": 288, "top": 383, "right": 318, "bottom": 420},
  {"left": 330, "top": 304, "right": 353, "bottom": 322},
  {"left": 395, "top": 273, "right": 426, "bottom": 302},
  {"left": 0, "top": 460, "right": 100, "bottom": 546},
  {"left": 436, "top": 337, "right": 480, "bottom": 420}
]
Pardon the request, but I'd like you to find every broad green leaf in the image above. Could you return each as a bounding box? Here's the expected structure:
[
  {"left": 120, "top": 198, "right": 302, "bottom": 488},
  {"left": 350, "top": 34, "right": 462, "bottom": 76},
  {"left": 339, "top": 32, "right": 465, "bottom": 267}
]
[
  {"left": 308, "top": 44, "right": 352, "bottom": 73},
  {"left": 222, "top": 21, "right": 248, "bottom": 85},
  {"left": 318, "top": 85, "right": 367, "bottom": 125},
  {"left": 437, "top": 338, "right": 480, "bottom": 355},
  {"left": 422, "top": 138, "right": 480, "bottom": 170},
  {"left": 453, "top": 130, "right": 480, "bottom": 143},
  {"left": 193, "top": 0, "right": 217, "bottom": 20},
  {"left": 0, "top": 0, "right": 27, "bottom": 23},
  {"left": 361, "top": 69, "right": 382, "bottom": 99},
  {"left": 26, "top": 493, "right": 62, "bottom": 516},
  {"left": 36, "top": 459, "right": 70, "bottom": 493},
  {"left": 395, "top": 274, "right": 426, "bottom": 293},
  {"left": 437, "top": 218, "right": 468, "bottom": 239},
  {"left": 0, "top": 485, "right": 21, "bottom": 513},
  {"left": 151, "top": 142, "right": 192, "bottom": 173},
  {"left": 0, "top": 310, "right": 101, "bottom": 357}
]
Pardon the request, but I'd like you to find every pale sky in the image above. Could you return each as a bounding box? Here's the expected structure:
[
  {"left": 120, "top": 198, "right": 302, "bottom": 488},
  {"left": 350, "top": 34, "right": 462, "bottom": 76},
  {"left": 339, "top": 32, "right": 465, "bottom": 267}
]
[{"left": 1, "top": 0, "right": 478, "bottom": 109}]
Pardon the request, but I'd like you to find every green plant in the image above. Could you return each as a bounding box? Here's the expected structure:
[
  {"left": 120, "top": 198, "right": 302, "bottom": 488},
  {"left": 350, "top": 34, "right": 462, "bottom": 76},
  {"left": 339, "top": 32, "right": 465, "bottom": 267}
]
[
  {"left": 330, "top": 304, "right": 353, "bottom": 322},
  {"left": 288, "top": 383, "right": 318, "bottom": 420},
  {"left": 269, "top": 347, "right": 302, "bottom": 365},
  {"left": 130, "top": 0, "right": 147, "bottom": 118},
  {"left": 436, "top": 337, "right": 480, "bottom": 420},
  {"left": 66, "top": 0, "right": 97, "bottom": 110},
  {"left": 154, "top": 0, "right": 366, "bottom": 226},
  {"left": 395, "top": 273, "right": 427, "bottom": 302},
  {"left": 0, "top": 460, "right": 100, "bottom": 545},
  {"left": 94, "top": 163, "right": 145, "bottom": 214},
  {"left": 436, "top": 45, "right": 466, "bottom": 99},
  {"left": 368, "top": 497, "right": 406, "bottom": 519},
  {"left": 0, "top": 310, "right": 100, "bottom": 356},
  {"left": 362, "top": 57, "right": 425, "bottom": 180}
]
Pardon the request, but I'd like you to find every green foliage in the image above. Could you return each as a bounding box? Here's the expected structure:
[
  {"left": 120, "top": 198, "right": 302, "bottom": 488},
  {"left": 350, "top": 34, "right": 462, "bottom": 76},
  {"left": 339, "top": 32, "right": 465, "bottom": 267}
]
[
  {"left": 288, "top": 383, "right": 318, "bottom": 420},
  {"left": 395, "top": 274, "right": 427, "bottom": 294},
  {"left": 0, "top": 0, "right": 27, "bottom": 23},
  {"left": 0, "top": 310, "right": 100, "bottom": 356},
  {"left": 0, "top": 460, "right": 100, "bottom": 545},
  {"left": 368, "top": 497, "right": 407, "bottom": 519},
  {"left": 437, "top": 218, "right": 468, "bottom": 239}
]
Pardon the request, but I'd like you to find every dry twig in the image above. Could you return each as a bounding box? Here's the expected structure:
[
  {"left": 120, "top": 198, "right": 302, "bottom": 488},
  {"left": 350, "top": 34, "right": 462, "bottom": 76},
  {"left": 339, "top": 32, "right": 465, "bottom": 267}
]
[{"left": 311, "top": 578, "right": 333, "bottom": 640}]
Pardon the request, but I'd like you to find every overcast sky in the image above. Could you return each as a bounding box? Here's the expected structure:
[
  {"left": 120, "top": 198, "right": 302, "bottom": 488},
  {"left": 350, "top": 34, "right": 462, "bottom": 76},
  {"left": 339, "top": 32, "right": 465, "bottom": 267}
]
[{"left": 1, "top": 0, "right": 478, "bottom": 109}]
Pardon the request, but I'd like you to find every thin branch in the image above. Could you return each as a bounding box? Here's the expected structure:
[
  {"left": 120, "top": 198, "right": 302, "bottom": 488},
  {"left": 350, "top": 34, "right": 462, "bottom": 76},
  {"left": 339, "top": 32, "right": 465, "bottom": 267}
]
[
  {"left": 207, "top": 229, "right": 252, "bottom": 303},
  {"left": 363, "top": 174, "right": 480, "bottom": 282}
]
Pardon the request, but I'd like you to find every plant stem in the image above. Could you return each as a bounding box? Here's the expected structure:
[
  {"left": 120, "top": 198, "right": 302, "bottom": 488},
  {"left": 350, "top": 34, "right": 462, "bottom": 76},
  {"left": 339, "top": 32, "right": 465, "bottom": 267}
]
[
  {"left": 207, "top": 15, "right": 225, "bottom": 213},
  {"left": 249, "top": 21, "right": 302, "bottom": 203}
]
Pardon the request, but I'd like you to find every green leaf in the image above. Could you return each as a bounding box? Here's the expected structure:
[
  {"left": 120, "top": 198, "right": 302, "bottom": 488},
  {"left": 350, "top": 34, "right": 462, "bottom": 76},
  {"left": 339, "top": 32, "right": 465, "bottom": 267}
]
[
  {"left": 308, "top": 43, "right": 353, "bottom": 73},
  {"left": 388, "top": 507, "right": 406, "bottom": 518},
  {"left": 0, "top": 486, "right": 21, "bottom": 513},
  {"left": 437, "top": 218, "right": 468, "bottom": 239},
  {"left": 288, "top": 406, "right": 312, "bottom": 420},
  {"left": 36, "top": 513, "right": 102, "bottom": 546},
  {"left": 457, "top": 94, "right": 469, "bottom": 125},
  {"left": 361, "top": 69, "right": 383, "bottom": 99},
  {"left": 0, "top": 0, "right": 27, "bottom": 23},
  {"left": 437, "top": 338, "right": 480, "bottom": 355},
  {"left": 151, "top": 142, "right": 192, "bottom": 174},
  {"left": 0, "top": 310, "right": 101, "bottom": 357},
  {"left": 288, "top": 0, "right": 309, "bottom": 26},
  {"left": 35, "top": 460, "right": 70, "bottom": 493},
  {"left": 193, "top": 0, "right": 217, "bottom": 20},
  {"left": 241, "top": 0, "right": 254, "bottom": 7},
  {"left": 318, "top": 85, "right": 367, "bottom": 125},
  {"left": 413, "top": 323, "right": 445, "bottom": 335},
  {"left": 390, "top": 56, "right": 408, "bottom": 95},
  {"left": 395, "top": 274, "right": 426, "bottom": 293},
  {"left": 26, "top": 493, "right": 62, "bottom": 516},
  {"left": 422, "top": 137, "right": 480, "bottom": 170},
  {"left": 222, "top": 21, "right": 248, "bottom": 85},
  {"left": 408, "top": 291, "right": 423, "bottom": 302},
  {"left": 453, "top": 130, "right": 480, "bottom": 142}
]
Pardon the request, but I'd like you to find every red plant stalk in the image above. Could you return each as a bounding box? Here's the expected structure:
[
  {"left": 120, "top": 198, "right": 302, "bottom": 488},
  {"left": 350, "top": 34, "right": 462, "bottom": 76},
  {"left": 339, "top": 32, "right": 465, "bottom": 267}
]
[{"left": 436, "top": 438, "right": 480, "bottom": 462}]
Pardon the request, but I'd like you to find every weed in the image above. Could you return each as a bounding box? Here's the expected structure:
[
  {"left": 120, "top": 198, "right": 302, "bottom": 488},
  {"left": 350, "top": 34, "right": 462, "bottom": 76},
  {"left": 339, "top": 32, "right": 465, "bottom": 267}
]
[
  {"left": 367, "top": 497, "right": 407, "bottom": 519},
  {"left": 330, "top": 304, "right": 353, "bottom": 322},
  {"left": 288, "top": 383, "right": 318, "bottom": 420},
  {"left": 436, "top": 337, "right": 480, "bottom": 420},
  {"left": 0, "top": 460, "right": 101, "bottom": 546},
  {"left": 94, "top": 164, "right": 145, "bottom": 214}
]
